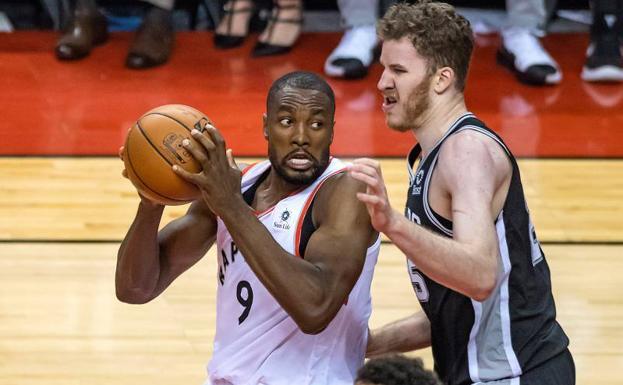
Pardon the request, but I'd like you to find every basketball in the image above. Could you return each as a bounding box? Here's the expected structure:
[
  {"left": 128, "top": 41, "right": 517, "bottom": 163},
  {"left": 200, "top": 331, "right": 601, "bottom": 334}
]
[{"left": 123, "top": 104, "right": 212, "bottom": 205}]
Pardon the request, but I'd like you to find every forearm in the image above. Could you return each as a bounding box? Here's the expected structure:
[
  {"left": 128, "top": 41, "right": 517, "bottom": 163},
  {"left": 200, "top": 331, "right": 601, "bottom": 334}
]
[
  {"left": 115, "top": 202, "right": 165, "bottom": 302},
  {"left": 219, "top": 200, "right": 335, "bottom": 331},
  {"left": 367, "top": 311, "right": 431, "bottom": 357},
  {"left": 386, "top": 212, "right": 496, "bottom": 301}
]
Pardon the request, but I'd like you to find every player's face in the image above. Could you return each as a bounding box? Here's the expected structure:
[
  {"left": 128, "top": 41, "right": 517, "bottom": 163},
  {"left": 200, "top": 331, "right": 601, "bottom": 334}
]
[
  {"left": 264, "top": 87, "right": 334, "bottom": 186},
  {"left": 378, "top": 37, "right": 434, "bottom": 132}
]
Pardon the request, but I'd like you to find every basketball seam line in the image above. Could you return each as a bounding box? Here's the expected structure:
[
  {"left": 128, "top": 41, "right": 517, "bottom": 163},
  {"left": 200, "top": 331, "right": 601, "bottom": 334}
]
[
  {"left": 126, "top": 132, "right": 187, "bottom": 203},
  {"left": 136, "top": 120, "right": 176, "bottom": 168},
  {"left": 147, "top": 112, "right": 194, "bottom": 133}
]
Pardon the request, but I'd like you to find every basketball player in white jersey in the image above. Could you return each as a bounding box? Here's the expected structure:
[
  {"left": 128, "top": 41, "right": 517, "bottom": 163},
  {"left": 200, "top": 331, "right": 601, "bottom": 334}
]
[
  {"left": 116, "top": 71, "right": 380, "bottom": 385},
  {"left": 349, "top": 3, "right": 573, "bottom": 385}
]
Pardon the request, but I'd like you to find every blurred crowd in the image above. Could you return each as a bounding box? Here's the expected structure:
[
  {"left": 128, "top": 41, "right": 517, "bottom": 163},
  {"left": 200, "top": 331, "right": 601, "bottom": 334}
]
[{"left": 45, "top": 0, "right": 623, "bottom": 84}]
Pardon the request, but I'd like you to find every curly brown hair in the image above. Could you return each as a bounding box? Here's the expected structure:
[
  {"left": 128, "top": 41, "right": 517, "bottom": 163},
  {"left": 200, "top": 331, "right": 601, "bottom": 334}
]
[{"left": 378, "top": 1, "right": 474, "bottom": 91}]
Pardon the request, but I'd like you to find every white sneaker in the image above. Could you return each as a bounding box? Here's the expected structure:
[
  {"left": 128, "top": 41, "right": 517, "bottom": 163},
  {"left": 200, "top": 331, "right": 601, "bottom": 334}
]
[
  {"left": 497, "top": 27, "right": 562, "bottom": 85},
  {"left": 324, "top": 24, "right": 378, "bottom": 79}
]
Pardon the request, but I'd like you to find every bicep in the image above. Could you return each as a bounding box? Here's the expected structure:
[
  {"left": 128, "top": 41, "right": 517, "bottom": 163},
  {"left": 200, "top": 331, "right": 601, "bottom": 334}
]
[
  {"left": 440, "top": 136, "right": 500, "bottom": 250},
  {"left": 303, "top": 176, "right": 375, "bottom": 294},
  {"left": 303, "top": 225, "right": 368, "bottom": 289},
  {"left": 449, "top": 168, "right": 496, "bottom": 246}
]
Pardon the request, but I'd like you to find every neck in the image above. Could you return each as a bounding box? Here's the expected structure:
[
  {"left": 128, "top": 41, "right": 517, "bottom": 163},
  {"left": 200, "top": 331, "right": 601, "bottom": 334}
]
[
  {"left": 257, "top": 167, "right": 304, "bottom": 205},
  {"left": 412, "top": 93, "right": 468, "bottom": 157}
]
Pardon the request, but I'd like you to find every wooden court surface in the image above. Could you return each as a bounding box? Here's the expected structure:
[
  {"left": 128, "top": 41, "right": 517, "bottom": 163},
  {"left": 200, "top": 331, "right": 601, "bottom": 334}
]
[
  {"left": 0, "top": 157, "right": 622, "bottom": 243},
  {"left": 1, "top": 29, "right": 623, "bottom": 385},
  {"left": 0, "top": 242, "right": 621, "bottom": 385}
]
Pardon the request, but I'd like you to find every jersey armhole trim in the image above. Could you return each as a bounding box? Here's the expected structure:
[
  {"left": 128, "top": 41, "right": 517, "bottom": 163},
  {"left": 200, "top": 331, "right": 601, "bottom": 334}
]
[
  {"left": 294, "top": 168, "right": 347, "bottom": 258},
  {"left": 241, "top": 162, "right": 259, "bottom": 176}
]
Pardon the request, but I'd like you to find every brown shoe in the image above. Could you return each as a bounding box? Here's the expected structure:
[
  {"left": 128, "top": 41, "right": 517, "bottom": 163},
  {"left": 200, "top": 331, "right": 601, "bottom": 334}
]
[
  {"left": 56, "top": 8, "right": 108, "bottom": 60},
  {"left": 126, "top": 7, "right": 174, "bottom": 69}
]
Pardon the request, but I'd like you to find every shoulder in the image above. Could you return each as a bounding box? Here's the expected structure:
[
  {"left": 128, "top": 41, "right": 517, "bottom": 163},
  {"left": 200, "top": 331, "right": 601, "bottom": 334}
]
[
  {"left": 439, "top": 130, "right": 502, "bottom": 163},
  {"left": 436, "top": 130, "right": 511, "bottom": 190},
  {"left": 317, "top": 171, "right": 365, "bottom": 201},
  {"left": 312, "top": 171, "right": 369, "bottom": 226}
]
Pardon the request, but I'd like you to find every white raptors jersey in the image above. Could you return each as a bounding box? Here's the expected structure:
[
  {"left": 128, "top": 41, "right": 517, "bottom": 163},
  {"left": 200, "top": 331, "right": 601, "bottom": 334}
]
[{"left": 206, "top": 158, "right": 380, "bottom": 385}]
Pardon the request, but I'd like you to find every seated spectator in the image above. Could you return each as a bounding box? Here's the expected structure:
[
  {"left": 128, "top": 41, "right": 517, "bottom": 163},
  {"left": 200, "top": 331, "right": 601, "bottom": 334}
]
[
  {"left": 56, "top": 0, "right": 174, "bottom": 69},
  {"left": 213, "top": 0, "right": 302, "bottom": 57},
  {"left": 355, "top": 355, "right": 441, "bottom": 385}
]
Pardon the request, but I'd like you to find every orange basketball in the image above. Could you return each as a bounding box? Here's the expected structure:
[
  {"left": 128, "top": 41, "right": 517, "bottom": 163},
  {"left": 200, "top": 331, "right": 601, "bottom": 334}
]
[{"left": 123, "top": 104, "right": 212, "bottom": 205}]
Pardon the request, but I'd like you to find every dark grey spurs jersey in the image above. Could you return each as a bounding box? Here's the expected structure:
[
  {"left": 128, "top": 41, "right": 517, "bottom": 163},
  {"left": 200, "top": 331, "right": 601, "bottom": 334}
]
[{"left": 405, "top": 113, "right": 569, "bottom": 385}]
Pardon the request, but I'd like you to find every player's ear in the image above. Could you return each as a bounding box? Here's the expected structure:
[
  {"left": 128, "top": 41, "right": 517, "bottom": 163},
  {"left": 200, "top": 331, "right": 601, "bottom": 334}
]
[
  {"left": 330, "top": 121, "right": 335, "bottom": 144},
  {"left": 434, "top": 66, "right": 455, "bottom": 94},
  {"left": 262, "top": 113, "right": 268, "bottom": 140}
]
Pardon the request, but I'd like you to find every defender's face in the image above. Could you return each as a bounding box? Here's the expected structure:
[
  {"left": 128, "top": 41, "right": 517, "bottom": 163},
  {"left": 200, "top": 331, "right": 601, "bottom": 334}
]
[
  {"left": 378, "top": 37, "right": 434, "bottom": 132},
  {"left": 264, "top": 87, "right": 334, "bottom": 186}
]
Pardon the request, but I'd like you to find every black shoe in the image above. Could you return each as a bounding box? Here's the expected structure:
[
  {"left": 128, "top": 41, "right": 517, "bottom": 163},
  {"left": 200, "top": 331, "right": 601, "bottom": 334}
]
[
  {"left": 214, "top": 0, "right": 255, "bottom": 49},
  {"left": 582, "top": 33, "right": 623, "bottom": 82},
  {"left": 55, "top": 8, "right": 108, "bottom": 60},
  {"left": 251, "top": 2, "right": 302, "bottom": 57},
  {"left": 126, "top": 7, "right": 174, "bottom": 69}
]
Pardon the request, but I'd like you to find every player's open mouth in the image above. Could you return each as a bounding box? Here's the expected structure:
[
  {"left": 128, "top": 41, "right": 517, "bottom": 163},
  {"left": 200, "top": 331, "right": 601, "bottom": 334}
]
[
  {"left": 382, "top": 95, "right": 397, "bottom": 112},
  {"left": 286, "top": 152, "right": 314, "bottom": 170}
]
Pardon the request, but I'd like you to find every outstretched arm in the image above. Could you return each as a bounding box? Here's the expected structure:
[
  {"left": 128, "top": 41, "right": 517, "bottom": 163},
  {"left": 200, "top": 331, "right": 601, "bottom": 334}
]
[
  {"left": 349, "top": 134, "right": 508, "bottom": 301},
  {"left": 367, "top": 311, "right": 431, "bottom": 357}
]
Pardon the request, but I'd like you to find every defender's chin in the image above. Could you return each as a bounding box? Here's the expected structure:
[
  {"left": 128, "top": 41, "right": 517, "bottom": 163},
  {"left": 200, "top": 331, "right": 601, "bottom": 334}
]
[{"left": 386, "top": 117, "right": 412, "bottom": 133}]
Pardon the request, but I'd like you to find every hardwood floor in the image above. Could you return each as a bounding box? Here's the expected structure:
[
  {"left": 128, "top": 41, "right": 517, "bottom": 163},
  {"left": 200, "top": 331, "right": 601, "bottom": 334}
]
[
  {"left": 1, "top": 158, "right": 621, "bottom": 242},
  {"left": 0, "top": 242, "right": 620, "bottom": 385}
]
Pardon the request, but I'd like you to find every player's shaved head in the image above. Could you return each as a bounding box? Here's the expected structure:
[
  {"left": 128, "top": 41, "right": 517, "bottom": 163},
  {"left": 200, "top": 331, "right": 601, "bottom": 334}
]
[{"left": 267, "top": 71, "right": 335, "bottom": 119}]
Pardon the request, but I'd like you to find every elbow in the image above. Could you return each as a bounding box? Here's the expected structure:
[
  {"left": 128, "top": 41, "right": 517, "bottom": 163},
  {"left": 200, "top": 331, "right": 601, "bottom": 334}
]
[
  {"left": 467, "top": 250, "right": 498, "bottom": 302},
  {"left": 472, "top": 284, "right": 495, "bottom": 302},
  {"left": 298, "top": 319, "right": 330, "bottom": 335},
  {"left": 294, "top": 306, "right": 334, "bottom": 335},
  {"left": 470, "top": 271, "right": 497, "bottom": 302},
  {"left": 115, "top": 286, "right": 154, "bottom": 304}
]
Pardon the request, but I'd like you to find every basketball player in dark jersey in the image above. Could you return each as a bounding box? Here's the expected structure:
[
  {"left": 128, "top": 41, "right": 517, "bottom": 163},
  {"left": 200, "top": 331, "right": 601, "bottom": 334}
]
[{"left": 348, "top": 3, "right": 574, "bottom": 385}]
